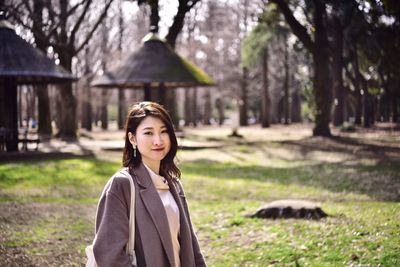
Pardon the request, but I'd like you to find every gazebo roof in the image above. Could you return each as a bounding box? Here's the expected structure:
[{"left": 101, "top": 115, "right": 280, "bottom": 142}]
[
  {"left": 0, "top": 16, "right": 75, "bottom": 84},
  {"left": 91, "top": 33, "right": 215, "bottom": 88}
]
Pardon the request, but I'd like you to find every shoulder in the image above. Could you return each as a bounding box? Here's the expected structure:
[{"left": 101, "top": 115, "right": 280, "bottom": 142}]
[
  {"left": 102, "top": 168, "right": 132, "bottom": 201},
  {"left": 112, "top": 167, "right": 131, "bottom": 182}
]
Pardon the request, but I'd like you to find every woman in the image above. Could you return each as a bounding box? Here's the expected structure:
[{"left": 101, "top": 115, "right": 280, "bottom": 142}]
[{"left": 93, "top": 102, "right": 206, "bottom": 267}]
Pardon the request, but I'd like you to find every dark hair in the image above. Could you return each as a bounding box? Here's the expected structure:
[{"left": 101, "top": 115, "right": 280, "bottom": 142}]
[{"left": 122, "top": 101, "right": 180, "bottom": 179}]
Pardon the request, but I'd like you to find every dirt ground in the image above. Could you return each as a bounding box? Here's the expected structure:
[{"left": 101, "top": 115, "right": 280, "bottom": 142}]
[
  {"left": 0, "top": 123, "right": 399, "bottom": 266},
  {"left": 0, "top": 202, "right": 96, "bottom": 267}
]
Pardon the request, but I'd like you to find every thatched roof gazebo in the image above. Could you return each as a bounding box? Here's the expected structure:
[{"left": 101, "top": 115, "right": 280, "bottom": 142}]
[
  {"left": 0, "top": 12, "right": 75, "bottom": 152},
  {"left": 91, "top": 32, "right": 215, "bottom": 104}
]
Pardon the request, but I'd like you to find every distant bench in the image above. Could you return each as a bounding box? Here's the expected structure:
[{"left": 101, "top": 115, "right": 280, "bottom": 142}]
[
  {"left": 18, "top": 129, "right": 40, "bottom": 151},
  {"left": 0, "top": 128, "right": 39, "bottom": 152}
]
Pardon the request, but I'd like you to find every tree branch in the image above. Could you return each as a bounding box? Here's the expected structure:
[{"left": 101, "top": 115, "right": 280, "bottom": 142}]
[
  {"left": 165, "top": 0, "right": 201, "bottom": 49},
  {"left": 67, "top": 0, "right": 87, "bottom": 18},
  {"left": 6, "top": 4, "right": 33, "bottom": 32},
  {"left": 43, "top": 0, "right": 59, "bottom": 44},
  {"left": 74, "top": 0, "right": 113, "bottom": 55},
  {"left": 21, "top": 0, "right": 33, "bottom": 16},
  {"left": 69, "top": 0, "right": 93, "bottom": 46},
  {"left": 187, "top": 0, "right": 201, "bottom": 9},
  {"left": 269, "top": 0, "right": 315, "bottom": 52},
  {"left": 43, "top": 0, "right": 85, "bottom": 40}
]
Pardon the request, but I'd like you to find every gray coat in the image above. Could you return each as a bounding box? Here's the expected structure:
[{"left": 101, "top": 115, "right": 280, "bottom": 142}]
[{"left": 93, "top": 163, "right": 207, "bottom": 267}]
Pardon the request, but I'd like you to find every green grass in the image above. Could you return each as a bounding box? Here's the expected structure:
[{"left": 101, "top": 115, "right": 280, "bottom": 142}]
[
  {"left": 0, "top": 159, "right": 118, "bottom": 203},
  {"left": 4, "top": 210, "right": 93, "bottom": 265},
  {"left": 0, "top": 134, "right": 399, "bottom": 266}
]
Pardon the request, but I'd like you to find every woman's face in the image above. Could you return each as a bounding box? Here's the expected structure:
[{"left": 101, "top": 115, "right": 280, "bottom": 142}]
[{"left": 129, "top": 116, "right": 171, "bottom": 167}]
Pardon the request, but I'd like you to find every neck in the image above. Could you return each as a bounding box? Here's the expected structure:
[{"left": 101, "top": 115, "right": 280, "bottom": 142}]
[{"left": 142, "top": 159, "right": 161, "bottom": 175}]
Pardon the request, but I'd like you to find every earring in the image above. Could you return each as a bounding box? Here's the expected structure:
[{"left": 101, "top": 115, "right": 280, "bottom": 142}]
[{"left": 132, "top": 144, "right": 137, "bottom": 157}]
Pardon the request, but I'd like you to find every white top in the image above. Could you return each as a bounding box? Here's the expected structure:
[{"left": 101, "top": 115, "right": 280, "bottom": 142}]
[{"left": 143, "top": 164, "right": 181, "bottom": 267}]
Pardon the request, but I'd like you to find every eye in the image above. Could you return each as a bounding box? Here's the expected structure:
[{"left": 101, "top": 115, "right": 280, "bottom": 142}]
[
  {"left": 161, "top": 129, "right": 168, "bottom": 134},
  {"left": 144, "top": 131, "right": 153, "bottom": 135}
]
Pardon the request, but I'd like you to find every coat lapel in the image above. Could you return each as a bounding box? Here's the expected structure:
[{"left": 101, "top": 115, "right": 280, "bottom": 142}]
[{"left": 133, "top": 163, "right": 175, "bottom": 267}]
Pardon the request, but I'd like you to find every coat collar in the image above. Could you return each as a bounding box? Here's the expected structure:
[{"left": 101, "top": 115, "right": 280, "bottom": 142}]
[
  {"left": 132, "top": 162, "right": 175, "bottom": 267},
  {"left": 132, "top": 163, "right": 152, "bottom": 188}
]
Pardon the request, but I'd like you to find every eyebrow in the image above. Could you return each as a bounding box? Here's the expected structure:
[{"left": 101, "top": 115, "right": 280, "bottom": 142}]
[{"left": 141, "top": 125, "right": 167, "bottom": 131}]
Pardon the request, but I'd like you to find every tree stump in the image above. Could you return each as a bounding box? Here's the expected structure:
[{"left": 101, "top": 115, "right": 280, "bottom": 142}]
[{"left": 248, "top": 199, "right": 328, "bottom": 220}]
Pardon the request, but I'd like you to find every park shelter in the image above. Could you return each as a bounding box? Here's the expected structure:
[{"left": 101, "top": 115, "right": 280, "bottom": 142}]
[
  {"left": 91, "top": 32, "right": 215, "bottom": 103},
  {"left": 0, "top": 12, "right": 75, "bottom": 152}
]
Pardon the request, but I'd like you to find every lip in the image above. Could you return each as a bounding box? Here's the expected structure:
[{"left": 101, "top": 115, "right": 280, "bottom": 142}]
[{"left": 152, "top": 148, "right": 164, "bottom": 151}]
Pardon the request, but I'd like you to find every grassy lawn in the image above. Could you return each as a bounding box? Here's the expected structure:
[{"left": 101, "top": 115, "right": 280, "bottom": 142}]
[{"left": 0, "top": 125, "right": 399, "bottom": 266}]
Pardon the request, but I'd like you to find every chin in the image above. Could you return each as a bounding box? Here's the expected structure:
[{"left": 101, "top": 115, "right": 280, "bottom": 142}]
[{"left": 150, "top": 154, "right": 167, "bottom": 161}]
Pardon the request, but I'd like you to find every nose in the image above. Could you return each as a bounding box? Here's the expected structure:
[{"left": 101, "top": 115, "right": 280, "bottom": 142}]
[{"left": 153, "top": 134, "right": 163, "bottom": 146}]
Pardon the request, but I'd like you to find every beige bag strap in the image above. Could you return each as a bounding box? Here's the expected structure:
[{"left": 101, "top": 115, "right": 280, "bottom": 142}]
[{"left": 123, "top": 170, "right": 136, "bottom": 266}]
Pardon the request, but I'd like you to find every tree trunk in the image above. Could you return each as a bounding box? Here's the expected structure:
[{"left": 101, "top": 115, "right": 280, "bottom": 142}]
[
  {"left": 82, "top": 46, "right": 93, "bottom": 131},
  {"left": 101, "top": 89, "right": 108, "bottom": 130},
  {"left": 81, "top": 83, "right": 92, "bottom": 131},
  {"left": 381, "top": 94, "right": 389, "bottom": 122},
  {"left": 165, "top": 89, "right": 179, "bottom": 128},
  {"left": 392, "top": 94, "right": 398, "bottom": 123},
  {"left": 291, "top": 91, "right": 302, "bottom": 122},
  {"left": 33, "top": 0, "right": 52, "bottom": 137},
  {"left": 352, "top": 44, "right": 362, "bottom": 125},
  {"left": 378, "top": 71, "right": 390, "bottom": 122},
  {"left": 261, "top": 47, "right": 270, "bottom": 127},
  {"left": 184, "top": 88, "right": 197, "bottom": 126},
  {"left": 55, "top": 0, "right": 77, "bottom": 139},
  {"left": 239, "top": 66, "right": 248, "bottom": 126},
  {"left": 118, "top": 89, "right": 126, "bottom": 129},
  {"left": 363, "top": 92, "right": 371, "bottom": 128},
  {"left": 0, "top": 82, "right": 5, "bottom": 129},
  {"left": 203, "top": 90, "right": 211, "bottom": 125},
  {"left": 354, "top": 90, "right": 362, "bottom": 125},
  {"left": 271, "top": 0, "right": 331, "bottom": 136},
  {"left": 312, "top": 1, "right": 332, "bottom": 136},
  {"left": 362, "top": 77, "right": 372, "bottom": 128},
  {"left": 165, "top": 0, "right": 200, "bottom": 50},
  {"left": 117, "top": 0, "right": 125, "bottom": 130},
  {"left": 192, "top": 88, "right": 198, "bottom": 127},
  {"left": 36, "top": 85, "right": 52, "bottom": 137},
  {"left": 57, "top": 83, "right": 77, "bottom": 139},
  {"left": 332, "top": 16, "right": 345, "bottom": 126},
  {"left": 2, "top": 79, "right": 18, "bottom": 151},
  {"left": 283, "top": 37, "right": 290, "bottom": 125},
  {"left": 25, "top": 86, "right": 33, "bottom": 125},
  {"left": 94, "top": 100, "right": 100, "bottom": 127},
  {"left": 167, "top": 0, "right": 201, "bottom": 127},
  {"left": 184, "top": 89, "right": 191, "bottom": 126},
  {"left": 17, "top": 85, "right": 23, "bottom": 127},
  {"left": 215, "top": 97, "right": 224, "bottom": 126},
  {"left": 56, "top": 45, "right": 77, "bottom": 139},
  {"left": 149, "top": 0, "right": 160, "bottom": 33},
  {"left": 147, "top": 0, "right": 174, "bottom": 125}
]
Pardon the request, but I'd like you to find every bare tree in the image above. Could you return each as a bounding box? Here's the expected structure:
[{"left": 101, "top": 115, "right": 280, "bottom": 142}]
[
  {"left": 32, "top": 0, "right": 52, "bottom": 137},
  {"left": 117, "top": 0, "right": 126, "bottom": 129},
  {"left": 7, "top": 0, "right": 114, "bottom": 139},
  {"left": 270, "top": 0, "right": 332, "bottom": 136}
]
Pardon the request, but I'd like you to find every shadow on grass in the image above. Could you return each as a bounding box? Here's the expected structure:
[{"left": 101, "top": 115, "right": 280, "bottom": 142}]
[
  {"left": 278, "top": 136, "right": 400, "bottom": 162},
  {"left": 181, "top": 158, "right": 400, "bottom": 202},
  {"left": 0, "top": 151, "right": 95, "bottom": 163}
]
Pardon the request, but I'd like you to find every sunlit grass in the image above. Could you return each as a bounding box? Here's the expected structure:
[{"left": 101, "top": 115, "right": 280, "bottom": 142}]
[{"left": 0, "top": 159, "right": 118, "bottom": 203}]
